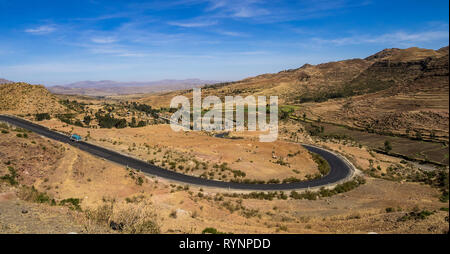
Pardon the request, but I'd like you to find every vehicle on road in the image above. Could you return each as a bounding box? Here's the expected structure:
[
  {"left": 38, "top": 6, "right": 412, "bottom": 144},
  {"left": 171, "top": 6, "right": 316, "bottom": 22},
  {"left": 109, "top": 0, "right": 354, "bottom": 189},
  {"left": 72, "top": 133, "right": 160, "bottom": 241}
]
[{"left": 70, "top": 134, "right": 82, "bottom": 142}]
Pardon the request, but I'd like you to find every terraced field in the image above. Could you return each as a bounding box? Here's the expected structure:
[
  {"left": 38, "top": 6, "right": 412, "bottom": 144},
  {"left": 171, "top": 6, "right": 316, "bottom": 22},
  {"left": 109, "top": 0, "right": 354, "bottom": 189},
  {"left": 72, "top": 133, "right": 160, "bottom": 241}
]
[{"left": 304, "top": 121, "right": 449, "bottom": 165}]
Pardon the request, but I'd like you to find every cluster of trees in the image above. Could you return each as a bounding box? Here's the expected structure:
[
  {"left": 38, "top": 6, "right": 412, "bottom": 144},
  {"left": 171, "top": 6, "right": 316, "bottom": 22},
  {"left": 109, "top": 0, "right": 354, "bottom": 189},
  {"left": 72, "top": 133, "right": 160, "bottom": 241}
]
[
  {"left": 203, "top": 81, "right": 235, "bottom": 89},
  {"left": 35, "top": 113, "right": 50, "bottom": 121},
  {"left": 308, "top": 124, "right": 324, "bottom": 136},
  {"left": 54, "top": 101, "right": 157, "bottom": 129},
  {"left": 131, "top": 102, "right": 160, "bottom": 118},
  {"left": 297, "top": 90, "right": 346, "bottom": 103},
  {"left": 60, "top": 99, "right": 87, "bottom": 111},
  {"left": 94, "top": 113, "right": 147, "bottom": 129},
  {"left": 95, "top": 113, "right": 127, "bottom": 129},
  {"left": 297, "top": 80, "right": 396, "bottom": 104},
  {"left": 129, "top": 117, "right": 147, "bottom": 128},
  {"left": 55, "top": 113, "right": 77, "bottom": 125}
]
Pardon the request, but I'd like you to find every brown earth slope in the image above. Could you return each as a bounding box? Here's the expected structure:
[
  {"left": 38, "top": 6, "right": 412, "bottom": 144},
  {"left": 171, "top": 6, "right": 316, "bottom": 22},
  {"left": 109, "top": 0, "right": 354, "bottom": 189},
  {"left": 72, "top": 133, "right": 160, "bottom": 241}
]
[
  {"left": 303, "top": 46, "right": 449, "bottom": 141},
  {"left": 0, "top": 82, "right": 67, "bottom": 115},
  {"left": 139, "top": 46, "right": 449, "bottom": 141},
  {"left": 0, "top": 123, "right": 448, "bottom": 234}
]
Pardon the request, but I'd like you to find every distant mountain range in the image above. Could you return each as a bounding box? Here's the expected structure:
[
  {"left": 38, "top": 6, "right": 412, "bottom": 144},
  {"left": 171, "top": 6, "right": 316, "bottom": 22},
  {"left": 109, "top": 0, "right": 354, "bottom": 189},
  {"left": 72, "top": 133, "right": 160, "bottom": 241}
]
[
  {"left": 0, "top": 78, "right": 13, "bottom": 84},
  {"left": 47, "top": 79, "right": 223, "bottom": 96}
]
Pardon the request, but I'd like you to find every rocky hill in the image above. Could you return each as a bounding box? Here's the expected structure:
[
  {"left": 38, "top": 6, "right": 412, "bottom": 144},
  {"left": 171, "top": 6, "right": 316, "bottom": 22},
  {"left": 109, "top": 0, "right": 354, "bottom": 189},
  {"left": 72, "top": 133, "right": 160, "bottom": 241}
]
[
  {"left": 303, "top": 46, "right": 449, "bottom": 141},
  {"left": 0, "top": 82, "right": 67, "bottom": 114},
  {"left": 140, "top": 46, "right": 449, "bottom": 141}
]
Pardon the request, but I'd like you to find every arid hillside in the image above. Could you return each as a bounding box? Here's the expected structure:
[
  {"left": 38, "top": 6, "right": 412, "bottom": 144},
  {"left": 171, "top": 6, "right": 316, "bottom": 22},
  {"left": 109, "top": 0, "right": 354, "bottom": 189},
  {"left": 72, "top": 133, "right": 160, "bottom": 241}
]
[
  {"left": 139, "top": 46, "right": 449, "bottom": 141},
  {"left": 0, "top": 122, "right": 448, "bottom": 234},
  {"left": 0, "top": 82, "right": 67, "bottom": 115},
  {"left": 301, "top": 46, "right": 449, "bottom": 142}
]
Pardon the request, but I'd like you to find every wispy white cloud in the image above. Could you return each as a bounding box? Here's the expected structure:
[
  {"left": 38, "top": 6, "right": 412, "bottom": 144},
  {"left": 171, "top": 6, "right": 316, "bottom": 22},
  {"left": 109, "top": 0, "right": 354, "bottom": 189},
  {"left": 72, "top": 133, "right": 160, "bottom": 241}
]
[
  {"left": 204, "top": 0, "right": 270, "bottom": 18},
  {"left": 215, "top": 30, "right": 247, "bottom": 37},
  {"left": 25, "top": 25, "right": 56, "bottom": 35},
  {"left": 2, "top": 62, "right": 136, "bottom": 74},
  {"left": 312, "top": 30, "right": 449, "bottom": 46},
  {"left": 233, "top": 50, "right": 268, "bottom": 55},
  {"left": 91, "top": 37, "right": 118, "bottom": 44},
  {"left": 82, "top": 44, "right": 149, "bottom": 57},
  {"left": 168, "top": 20, "right": 217, "bottom": 27}
]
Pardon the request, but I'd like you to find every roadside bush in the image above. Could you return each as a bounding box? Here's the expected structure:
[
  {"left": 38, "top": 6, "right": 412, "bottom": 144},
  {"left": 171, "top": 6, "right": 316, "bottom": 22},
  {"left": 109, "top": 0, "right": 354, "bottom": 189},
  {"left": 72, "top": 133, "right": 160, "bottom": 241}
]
[
  {"left": 202, "top": 227, "right": 226, "bottom": 234},
  {"left": 73, "top": 120, "right": 84, "bottom": 127},
  {"left": 310, "top": 152, "right": 331, "bottom": 175},
  {"left": 56, "top": 113, "right": 76, "bottom": 125},
  {"left": 35, "top": 113, "right": 51, "bottom": 121},
  {"left": 336, "top": 176, "right": 365, "bottom": 192},
  {"left": 290, "top": 190, "right": 318, "bottom": 200}
]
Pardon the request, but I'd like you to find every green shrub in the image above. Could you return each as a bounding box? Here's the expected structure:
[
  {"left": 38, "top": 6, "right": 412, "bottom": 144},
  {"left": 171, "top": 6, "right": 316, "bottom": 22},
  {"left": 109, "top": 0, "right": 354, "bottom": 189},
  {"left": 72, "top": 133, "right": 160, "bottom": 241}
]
[
  {"left": 385, "top": 207, "right": 395, "bottom": 213},
  {"left": 19, "top": 186, "right": 54, "bottom": 204},
  {"left": 60, "top": 198, "right": 82, "bottom": 211},
  {"left": 202, "top": 227, "right": 226, "bottom": 234},
  {"left": 55, "top": 113, "right": 76, "bottom": 124},
  {"left": 310, "top": 152, "right": 331, "bottom": 175},
  {"left": 398, "top": 210, "right": 434, "bottom": 221},
  {"left": 96, "top": 113, "right": 127, "bottom": 129},
  {"left": 35, "top": 113, "right": 51, "bottom": 121},
  {"left": 169, "top": 210, "right": 177, "bottom": 218},
  {"left": 1, "top": 166, "right": 18, "bottom": 185}
]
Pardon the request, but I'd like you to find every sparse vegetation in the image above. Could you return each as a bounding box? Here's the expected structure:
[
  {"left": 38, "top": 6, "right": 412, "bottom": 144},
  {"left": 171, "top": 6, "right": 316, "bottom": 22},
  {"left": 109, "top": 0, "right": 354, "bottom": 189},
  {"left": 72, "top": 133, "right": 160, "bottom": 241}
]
[
  {"left": 35, "top": 113, "right": 51, "bottom": 121},
  {"left": 310, "top": 152, "right": 331, "bottom": 175},
  {"left": 1, "top": 166, "right": 18, "bottom": 185},
  {"left": 59, "top": 198, "right": 82, "bottom": 211},
  {"left": 398, "top": 209, "right": 434, "bottom": 222},
  {"left": 202, "top": 227, "right": 228, "bottom": 234}
]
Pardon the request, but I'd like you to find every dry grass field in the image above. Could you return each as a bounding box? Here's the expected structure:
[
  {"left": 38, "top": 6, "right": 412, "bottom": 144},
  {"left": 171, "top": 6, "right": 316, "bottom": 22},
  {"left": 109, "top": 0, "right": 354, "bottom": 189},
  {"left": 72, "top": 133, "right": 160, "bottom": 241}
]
[
  {"left": 0, "top": 125, "right": 448, "bottom": 234},
  {"left": 33, "top": 119, "right": 320, "bottom": 182}
]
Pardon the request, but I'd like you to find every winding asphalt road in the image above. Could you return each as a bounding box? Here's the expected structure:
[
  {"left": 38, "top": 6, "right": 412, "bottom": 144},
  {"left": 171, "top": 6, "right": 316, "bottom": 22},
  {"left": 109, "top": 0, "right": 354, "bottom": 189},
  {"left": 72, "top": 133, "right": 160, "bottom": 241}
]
[{"left": 0, "top": 115, "right": 353, "bottom": 190}]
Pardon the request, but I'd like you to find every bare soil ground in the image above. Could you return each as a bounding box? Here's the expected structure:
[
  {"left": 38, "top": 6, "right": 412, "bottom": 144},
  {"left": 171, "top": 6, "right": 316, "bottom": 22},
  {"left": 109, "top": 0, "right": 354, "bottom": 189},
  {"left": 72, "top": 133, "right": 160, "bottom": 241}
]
[
  {"left": 36, "top": 119, "right": 319, "bottom": 182},
  {"left": 0, "top": 190, "right": 108, "bottom": 234},
  {"left": 0, "top": 121, "right": 448, "bottom": 234}
]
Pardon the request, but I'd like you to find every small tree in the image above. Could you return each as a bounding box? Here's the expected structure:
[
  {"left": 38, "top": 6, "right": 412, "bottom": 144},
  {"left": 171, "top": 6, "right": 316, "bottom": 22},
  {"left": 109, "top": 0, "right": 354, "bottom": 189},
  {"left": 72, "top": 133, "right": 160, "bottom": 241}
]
[
  {"left": 384, "top": 140, "right": 392, "bottom": 153},
  {"left": 83, "top": 115, "right": 91, "bottom": 125},
  {"left": 35, "top": 113, "right": 50, "bottom": 121}
]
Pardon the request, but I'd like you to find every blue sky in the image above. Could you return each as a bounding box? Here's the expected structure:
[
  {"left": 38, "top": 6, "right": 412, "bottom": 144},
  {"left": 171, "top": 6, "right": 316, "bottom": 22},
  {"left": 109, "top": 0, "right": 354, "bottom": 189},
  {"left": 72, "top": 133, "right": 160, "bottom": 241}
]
[{"left": 0, "top": 0, "right": 448, "bottom": 85}]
